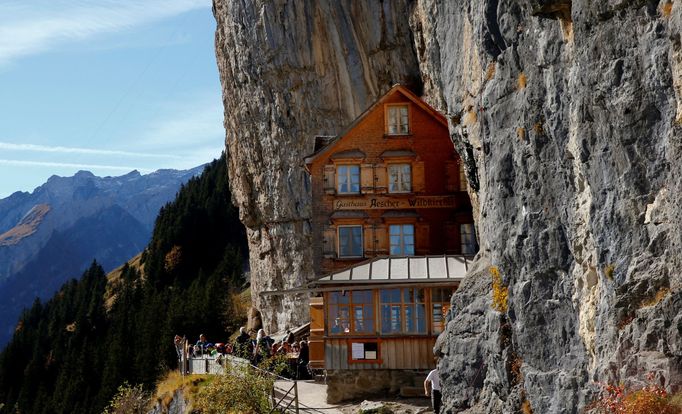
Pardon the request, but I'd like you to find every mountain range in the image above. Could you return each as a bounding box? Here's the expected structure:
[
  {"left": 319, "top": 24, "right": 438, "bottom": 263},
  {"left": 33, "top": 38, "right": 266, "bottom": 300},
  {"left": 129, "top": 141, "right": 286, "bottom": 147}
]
[{"left": 0, "top": 166, "right": 204, "bottom": 347}]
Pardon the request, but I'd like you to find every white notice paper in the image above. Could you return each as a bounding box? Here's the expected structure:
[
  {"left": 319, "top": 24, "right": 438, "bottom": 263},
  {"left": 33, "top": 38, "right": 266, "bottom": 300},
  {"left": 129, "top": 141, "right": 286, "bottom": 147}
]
[{"left": 351, "top": 342, "right": 364, "bottom": 359}]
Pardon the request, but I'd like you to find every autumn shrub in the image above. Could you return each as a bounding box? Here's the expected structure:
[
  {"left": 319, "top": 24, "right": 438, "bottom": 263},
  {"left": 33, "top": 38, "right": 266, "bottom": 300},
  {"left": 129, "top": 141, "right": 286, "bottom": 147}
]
[
  {"left": 521, "top": 399, "right": 533, "bottom": 414},
  {"left": 589, "top": 375, "right": 680, "bottom": 414},
  {"left": 486, "top": 62, "right": 496, "bottom": 80},
  {"left": 491, "top": 266, "right": 508, "bottom": 313},
  {"left": 518, "top": 72, "right": 527, "bottom": 90},
  {"left": 103, "top": 382, "right": 151, "bottom": 414}
]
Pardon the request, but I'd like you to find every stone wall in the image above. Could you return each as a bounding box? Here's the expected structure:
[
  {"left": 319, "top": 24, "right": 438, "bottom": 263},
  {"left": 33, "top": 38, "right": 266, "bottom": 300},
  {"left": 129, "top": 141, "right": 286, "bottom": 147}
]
[{"left": 326, "top": 369, "right": 428, "bottom": 404}]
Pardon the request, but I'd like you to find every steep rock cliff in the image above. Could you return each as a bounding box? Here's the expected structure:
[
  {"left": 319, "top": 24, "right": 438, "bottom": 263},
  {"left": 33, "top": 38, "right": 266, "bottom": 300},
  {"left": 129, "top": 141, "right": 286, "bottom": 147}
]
[
  {"left": 213, "top": 0, "right": 421, "bottom": 332},
  {"left": 214, "top": 1, "right": 682, "bottom": 412}
]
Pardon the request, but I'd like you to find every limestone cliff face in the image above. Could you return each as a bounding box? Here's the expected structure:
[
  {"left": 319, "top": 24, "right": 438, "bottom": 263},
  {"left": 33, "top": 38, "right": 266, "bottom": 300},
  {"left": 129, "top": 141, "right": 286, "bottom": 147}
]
[
  {"left": 213, "top": 0, "right": 421, "bottom": 332},
  {"left": 214, "top": 1, "right": 682, "bottom": 412}
]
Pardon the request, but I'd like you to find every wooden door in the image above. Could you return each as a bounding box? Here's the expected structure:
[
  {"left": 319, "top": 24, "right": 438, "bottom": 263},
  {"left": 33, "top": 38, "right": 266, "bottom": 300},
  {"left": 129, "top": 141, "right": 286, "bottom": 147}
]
[{"left": 309, "top": 296, "right": 325, "bottom": 369}]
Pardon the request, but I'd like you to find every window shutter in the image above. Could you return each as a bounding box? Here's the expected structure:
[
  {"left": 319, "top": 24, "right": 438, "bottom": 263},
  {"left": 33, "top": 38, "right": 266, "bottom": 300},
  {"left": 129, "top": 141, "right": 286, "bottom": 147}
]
[
  {"left": 445, "top": 160, "right": 458, "bottom": 192},
  {"left": 412, "top": 160, "right": 425, "bottom": 193},
  {"left": 323, "top": 225, "right": 336, "bottom": 258},
  {"left": 374, "top": 164, "right": 387, "bottom": 194},
  {"left": 444, "top": 222, "right": 459, "bottom": 253},
  {"left": 324, "top": 165, "right": 336, "bottom": 195},
  {"left": 309, "top": 296, "right": 325, "bottom": 368},
  {"left": 415, "top": 222, "right": 430, "bottom": 255},
  {"left": 363, "top": 224, "right": 375, "bottom": 256},
  {"left": 360, "top": 164, "right": 374, "bottom": 194},
  {"left": 374, "top": 224, "right": 389, "bottom": 255}
]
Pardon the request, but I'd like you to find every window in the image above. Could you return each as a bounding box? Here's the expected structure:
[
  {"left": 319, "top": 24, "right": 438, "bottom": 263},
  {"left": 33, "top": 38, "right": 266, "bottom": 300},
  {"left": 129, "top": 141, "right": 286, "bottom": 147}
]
[
  {"left": 380, "top": 288, "right": 426, "bottom": 334},
  {"left": 338, "top": 225, "right": 363, "bottom": 257},
  {"left": 328, "top": 290, "right": 374, "bottom": 335},
  {"left": 389, "top": 224, "right": 414, "bottom": 256},
  {"left": 380, "top": 289, "right": 401, "bottom": 334},
  {"left": 432, "top": 287, "right": 455, "bottom": 334},
  {"left": 460, "top": 223, "right": 477, "bottom": 255},
  {"left": 459, "top": 162, "right": 467, "bottom": 191},
  {"left": 337, "top": 165, "right": 360, "bottom": 194},
  {"left": 387, "top": 105, "right": 409, "bottom": 135},
  {"left": 404, "top": 288, "right": 427, "bottom": 333},
  {"left": 351, "top": 291, "right": 374, "bottom": 334},
  {"left": 388, "top": 164, "right": 411, "bottom": 193},
  {"left": 328, "top": 291, "right": 350, "bottom": 334}
]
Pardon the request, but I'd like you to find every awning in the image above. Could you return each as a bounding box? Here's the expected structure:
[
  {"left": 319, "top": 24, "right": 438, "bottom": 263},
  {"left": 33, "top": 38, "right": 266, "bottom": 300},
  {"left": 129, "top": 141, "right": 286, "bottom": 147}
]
[
  {"left": 259, "top": 255, "right": 472, "bottom": 297},
  {"left": 311, "top": 255, "right": 470, "bottom": 285}
]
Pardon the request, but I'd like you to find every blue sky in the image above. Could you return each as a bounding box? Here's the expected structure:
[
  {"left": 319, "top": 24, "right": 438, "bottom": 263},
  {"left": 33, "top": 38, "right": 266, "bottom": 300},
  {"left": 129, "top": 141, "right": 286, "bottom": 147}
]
[{"left": 0, "top": 0, "right": 225, "bottom": 198}]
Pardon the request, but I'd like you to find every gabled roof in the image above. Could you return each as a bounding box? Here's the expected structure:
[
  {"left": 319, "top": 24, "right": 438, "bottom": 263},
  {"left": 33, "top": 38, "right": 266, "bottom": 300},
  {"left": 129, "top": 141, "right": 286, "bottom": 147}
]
[
  {"left": 304, "top": 84, "right": 448, "bottom": 165},
  {"left": 310, "top": 255, "right": 470, "bottom": 285}
]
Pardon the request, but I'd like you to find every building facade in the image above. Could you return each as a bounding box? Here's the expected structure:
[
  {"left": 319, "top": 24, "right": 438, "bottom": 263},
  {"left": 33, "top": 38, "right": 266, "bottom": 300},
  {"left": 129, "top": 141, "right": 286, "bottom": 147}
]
[
  {"left": 303, "top": 85, "right": 478, "bottom": 402},
  {"left": 305, "top": 85, "right": 476, "bottom": 275}
]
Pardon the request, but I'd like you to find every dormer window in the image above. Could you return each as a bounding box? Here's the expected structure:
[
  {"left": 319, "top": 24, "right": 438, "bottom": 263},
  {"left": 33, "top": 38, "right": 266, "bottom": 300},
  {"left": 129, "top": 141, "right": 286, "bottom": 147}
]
[{"left": 386, "top": 104, "right": 409, "bottom": 135}]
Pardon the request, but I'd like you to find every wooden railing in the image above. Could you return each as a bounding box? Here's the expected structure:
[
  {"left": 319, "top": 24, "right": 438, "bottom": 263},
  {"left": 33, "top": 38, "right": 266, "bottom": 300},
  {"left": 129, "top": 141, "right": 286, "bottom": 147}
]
[{"left": 177, "top": 344, "right": 300, "bottom": 413}]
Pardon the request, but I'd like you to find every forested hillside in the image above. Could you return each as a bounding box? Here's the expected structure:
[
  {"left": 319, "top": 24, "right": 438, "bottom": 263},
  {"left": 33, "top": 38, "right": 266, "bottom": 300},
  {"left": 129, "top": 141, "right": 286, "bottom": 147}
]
[{"left": 0, "top": 154, "right": 247, "bottom": 414}]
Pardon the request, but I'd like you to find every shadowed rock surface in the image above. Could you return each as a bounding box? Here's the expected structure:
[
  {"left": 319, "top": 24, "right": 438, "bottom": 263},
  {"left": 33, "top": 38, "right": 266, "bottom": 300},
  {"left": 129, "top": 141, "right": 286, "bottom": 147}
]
[{"left": 214, "top": 1, "right": 682, "bottom": 412}]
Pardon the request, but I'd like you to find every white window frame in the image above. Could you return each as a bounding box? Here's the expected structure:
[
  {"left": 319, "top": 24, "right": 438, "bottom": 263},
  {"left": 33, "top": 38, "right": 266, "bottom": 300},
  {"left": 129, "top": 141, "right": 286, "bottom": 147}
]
[
  {"left": 336, "top": 164, "right": 360, "bottom": 194},
  {"left": 389, "top": 224, "right": 415, "bottom": 256},
  {"left": 460, "top": 223, "right": 477, "bottom": 255},
  {"left": 337, "top": 225, "right": 363, "bottom": 258},
  {"left": 386, "top": 104, "right": 410, "bottom": 135},
  {"left": 388, "top": 164, "right": 411, "bottom": 193}
]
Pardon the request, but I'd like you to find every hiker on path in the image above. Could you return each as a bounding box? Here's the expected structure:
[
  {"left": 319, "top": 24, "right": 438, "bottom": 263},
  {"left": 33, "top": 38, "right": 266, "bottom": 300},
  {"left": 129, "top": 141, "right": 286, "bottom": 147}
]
[{"left": 424, "top": 366, "right": 441, "bottom": 413}]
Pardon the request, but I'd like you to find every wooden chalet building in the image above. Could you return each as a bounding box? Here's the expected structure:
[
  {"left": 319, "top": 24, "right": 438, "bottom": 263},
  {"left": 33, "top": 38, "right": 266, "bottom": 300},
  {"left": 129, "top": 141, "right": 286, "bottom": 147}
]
[{"left": 302, "top": 85, "right": 478, "bottom": 402}]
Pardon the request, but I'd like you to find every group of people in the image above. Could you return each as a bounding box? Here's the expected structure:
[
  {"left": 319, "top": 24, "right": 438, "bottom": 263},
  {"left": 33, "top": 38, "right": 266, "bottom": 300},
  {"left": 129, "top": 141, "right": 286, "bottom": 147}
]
[
  {"left": 174, "top": 327, "right": 311, "bottom": 380},
  {"left": 234, "top": 327, "right": 311, "bottom": 379}
]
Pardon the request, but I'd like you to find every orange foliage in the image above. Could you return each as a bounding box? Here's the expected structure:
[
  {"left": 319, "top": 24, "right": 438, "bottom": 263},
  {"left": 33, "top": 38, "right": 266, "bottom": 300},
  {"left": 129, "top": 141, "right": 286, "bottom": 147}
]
[
  {"left": 590, "top": 374, "right": 680, "bottom": 414},
  {"left": 518, "top": 72, "right": 527, "bottom": 90},
  {"left": 490, "top": 266, "right": 508, "bottom": 313},
  {"left": 164, "top": 245, "right": 182, "bottom": 272},
  {"left": 662, "top": 2, "right": 673, "bottom": 17}
]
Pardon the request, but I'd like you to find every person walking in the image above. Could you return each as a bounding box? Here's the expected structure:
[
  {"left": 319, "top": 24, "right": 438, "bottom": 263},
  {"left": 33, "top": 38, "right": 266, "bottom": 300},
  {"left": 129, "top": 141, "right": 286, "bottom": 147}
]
[{"left": 424, "top": 366, "right": 441, "bottom": 413}]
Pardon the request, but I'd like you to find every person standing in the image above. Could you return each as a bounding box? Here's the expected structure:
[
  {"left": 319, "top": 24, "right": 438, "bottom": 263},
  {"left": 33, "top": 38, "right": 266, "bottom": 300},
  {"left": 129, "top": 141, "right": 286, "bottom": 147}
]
[
  {"left": 195, "top": 334, "right": 208, "bottom": 356},
  {"left": 173, "top": 335, "right": 183, "bottom": 359},
  {"left": 424, "top": 366, "right": 441, "bottom": 413},
  {"left": 234, "top": 326, "right": 252, "bottom": 359},
  {"left": 253, "top": 329, "right": 273, "bottom": 366}
]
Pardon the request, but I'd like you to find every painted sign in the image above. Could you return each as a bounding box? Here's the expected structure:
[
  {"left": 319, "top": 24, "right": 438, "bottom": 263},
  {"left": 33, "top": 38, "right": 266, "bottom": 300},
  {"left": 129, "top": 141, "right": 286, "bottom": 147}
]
[{"left": 333, "top": 196, "right": 457, "bottom": 210}]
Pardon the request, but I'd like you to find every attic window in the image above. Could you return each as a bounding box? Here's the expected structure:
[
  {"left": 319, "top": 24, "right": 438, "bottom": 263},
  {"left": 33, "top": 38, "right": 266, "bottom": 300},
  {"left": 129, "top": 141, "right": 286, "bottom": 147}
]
[{"left": 386, "top": 104, "right": 410, "bottom": 135}]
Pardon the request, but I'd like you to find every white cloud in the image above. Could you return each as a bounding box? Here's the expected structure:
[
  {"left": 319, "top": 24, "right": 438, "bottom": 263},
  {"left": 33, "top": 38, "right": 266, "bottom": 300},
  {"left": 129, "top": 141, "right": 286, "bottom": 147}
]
[
  {"left": 0, "top": 141, "right": 181, "bottom": 159},
  {"left": 0, "top": 0, "right": 207, "bottom": 66},
  {"left": 0, "top": 159, "right": 152, "bottom": 172}
]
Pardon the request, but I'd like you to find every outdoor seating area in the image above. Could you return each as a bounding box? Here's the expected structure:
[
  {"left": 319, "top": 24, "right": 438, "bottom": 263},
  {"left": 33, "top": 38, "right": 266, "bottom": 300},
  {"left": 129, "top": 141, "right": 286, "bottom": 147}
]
[{"left": 174, "top": 325, "right": 312, "bottom": 380}]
